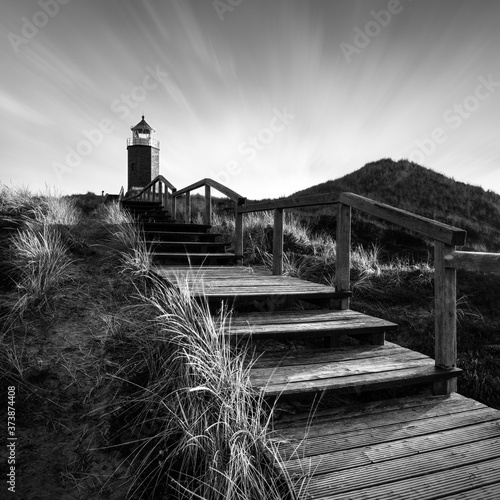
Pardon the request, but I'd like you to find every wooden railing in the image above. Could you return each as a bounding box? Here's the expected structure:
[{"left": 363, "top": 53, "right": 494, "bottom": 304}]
[
  {"left": 122, "top": 175, "right": 177, "bottom": 213},
  {"left": 173, "top": 178, "right": 246, "bottom": 258},
  {"left": 238, "top": 191, "right": 500, "bottom": 394},
  {"left": 122, "top": 176, "right": 246, "bottom": 258}
]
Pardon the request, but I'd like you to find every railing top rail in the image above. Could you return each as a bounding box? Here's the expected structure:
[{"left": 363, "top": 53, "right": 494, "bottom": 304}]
[
  {"left": 339, "top": 192, "right": 467, "bottom": 246},
  {"left": 238, "top": 192, "right": 340, "bottom": 213},
  {"left": 237, "top": 190, "right": 466, "bottom": 246},
  {"left": 121, "top": 175, "right": 176, "bottom": 201},
  {"left": 445, "top": 250, "right": 500, "bottom": 273},
  {"left": 174, "top": 178, "right": 246, "bottom": 204}
]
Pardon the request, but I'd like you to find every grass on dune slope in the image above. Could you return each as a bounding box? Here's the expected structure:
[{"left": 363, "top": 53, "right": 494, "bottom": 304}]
[{"left": 0, "top": 189, "right": 297, "bottom": 500}]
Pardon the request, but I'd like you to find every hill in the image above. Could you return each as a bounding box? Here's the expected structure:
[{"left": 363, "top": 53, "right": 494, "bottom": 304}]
[{"left": 292, "top": 159, "right": 500, "bottom": 253}]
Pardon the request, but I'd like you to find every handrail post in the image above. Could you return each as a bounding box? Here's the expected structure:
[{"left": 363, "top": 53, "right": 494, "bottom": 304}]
[
  {"left": 273, "top": 208, "right": 284, "bottom": 275},
  {"left": 205, "top": 185, "right": 212, "bottom": 225},
  {"left": 162, "top": 183, "right": 168, "bottom": 211},
  {"left": 172, "top": 190, "right": 177, "bottom": 220},
  {"left": 235, "top": 208, "right": 243, "bottom": 265},
  {"left": 185, "top": 191, "right": 191, "bottom": 224},
  {"left": 335, "top": 203, "right": 351, "bottom": 310},
  {"left": 434, "top": 241, "right": 457, "bottom": 394}
]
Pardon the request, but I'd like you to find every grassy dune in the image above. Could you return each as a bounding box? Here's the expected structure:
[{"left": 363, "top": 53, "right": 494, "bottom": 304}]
[
  {"left": 1, "top": 188, "right": 499, "bottom": 499},
  {"left": 0, "top": 189, "right": 296, "bottom": 499}
]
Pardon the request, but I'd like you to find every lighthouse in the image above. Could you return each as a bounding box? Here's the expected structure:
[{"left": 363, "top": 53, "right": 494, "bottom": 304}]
[{"left": 127, "top": 115, "right": 160, "bottom": 192}]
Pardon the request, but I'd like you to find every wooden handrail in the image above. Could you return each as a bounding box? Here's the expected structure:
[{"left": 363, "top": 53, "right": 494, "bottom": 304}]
[
  {"left": 171, "top": 178, "right": 246, "bottom": 258},
  {"left": 338, "top": 192, "right": 467, "bottom": 246},
  {"left": 239, "top": 193, "right": 339, "bottom": 212},
  {"left": 444, "top": 251, "right": 500, "bottom": 273},
  {"left": 122, "top": 175, "right": 176, "bottom": 201},
  {"left": 239, "top": 191, "right": 466, "bottom": 246},
  {"left": 173, "top": 178, "right": 246, "bottom": 204},
  {"left": 237, "top": 190, "right": 476, "bottom": 395},
  {"left": 121, "top": 175, "right": 177, "bottom": 214}
]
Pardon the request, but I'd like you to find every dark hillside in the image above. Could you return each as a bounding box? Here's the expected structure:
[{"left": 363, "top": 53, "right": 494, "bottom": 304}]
[{"left": 293, "top": 159, "right": 500, "bottom": 252}]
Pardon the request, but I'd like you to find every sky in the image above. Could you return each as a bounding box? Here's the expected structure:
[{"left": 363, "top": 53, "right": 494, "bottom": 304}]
[{"left": 0, "top": 0, "right": 499, "bottom": 199}]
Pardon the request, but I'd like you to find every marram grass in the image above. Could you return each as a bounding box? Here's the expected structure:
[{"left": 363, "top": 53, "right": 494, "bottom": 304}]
[{"left": 105, "top": 275, "right": 297, "bottom": 499}]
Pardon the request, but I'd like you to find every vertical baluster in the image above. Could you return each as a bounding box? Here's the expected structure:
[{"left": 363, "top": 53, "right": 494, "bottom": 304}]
[
  {"left": 185, "top": 192, "right": 191, "bottom": 224},
  {"left": 335, "top": 203, "right": 351, "bottom": 310},
  {"left": 205, "top": 185, "right": 212, "bottom": 225},
  {"left": 273, "top": 208, "right": 284, "bottom": 275},
  {"left": 434, "top": 241, "right": 457, "bottom": 394}
]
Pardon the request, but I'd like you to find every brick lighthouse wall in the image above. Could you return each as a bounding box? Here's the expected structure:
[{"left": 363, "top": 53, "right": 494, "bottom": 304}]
[{"left": 127, "top": 145, "right": 159, "bottom": 190}]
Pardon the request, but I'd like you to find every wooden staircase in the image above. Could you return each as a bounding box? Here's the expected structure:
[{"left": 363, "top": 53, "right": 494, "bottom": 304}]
[
  {"left": 157, "top": 265, "right": 461, "bottom": 399},
  {"left": 119, "top": 179, "right": 500, "bottom": 500},
  {"left": 122, "top": 199, "right": 237, "bottom": 265}
]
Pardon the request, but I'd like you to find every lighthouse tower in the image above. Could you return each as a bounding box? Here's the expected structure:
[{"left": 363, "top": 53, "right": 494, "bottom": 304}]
[{"left": 127, "top": 115, "right": 160, "bottom": 192}]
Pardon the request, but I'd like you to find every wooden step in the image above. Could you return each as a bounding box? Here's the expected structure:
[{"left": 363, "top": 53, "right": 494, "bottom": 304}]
[
  {"left": 145, "top": 231, "right": 221, "bottom": 242},
  {"left": 273, "top": 393, "right": 500, "bottom": 500},
  {"left": 146, "top": 241, "right": 229, "bottom": 252},
  {"left": 153, "top": 252, "right": 237, "bottom": 265},
  {"left": 122, "top": 200, "right": 162, "bottom": 206},
  {"left": 224, "top": 309, "right": 397, "bottom": 342},
  {"left": 155, "top": 265, "right": 351, "bottom": 306},
  {"left": 137, "top": 216, "right": 175, "bottom": 223},
  {"left": 142, "top": 222, "right": 211, "bottom": 232},
  {"left": 250, "top": 342, "right": 461, "bottom": 397}
]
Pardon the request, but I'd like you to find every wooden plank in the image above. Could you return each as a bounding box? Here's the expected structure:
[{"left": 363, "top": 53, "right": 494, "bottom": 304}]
[
  {"left": 225, "top": 310, "right": 397, "bottom": 339},
  {"left": 440, "top": 483, "right": 500, "bottom": 500},
  {"left": 335, "top": 203, "right": 351, "bottom": 310},
  {"left": 444, "top": 250, "right": 500, "bottom": 273},
  {"left": 252, "top": 342, "right": 406, "bottom": 368},
  {"left": 434, "top": 241, "right": 457, "bottom": 394},
  {"left": 204, "top": 184, "right": 211, "bottom": 224},
  {"left": 237, "top": 192, "right": 339, "bottom": 213},
  {"left": 339, "top": 192, "right": 467, "bottom": 246},
  {"left": 173, "top": 177, "right": 245, "bottom": 204},
  {"left": 251, "top": 354, "right": 433, "bottom": 386},
  {"left": 275, "top": 393, "right": 487, "bottom": 439},
  {"left": 235, "top": 210, "right": 243, "bottom": 259},
  {"left": 305, "top": 437, "right": 500, "bottom": 498},
  {"left": 314, "top": 457, "right": 500, "bottom": 500},
  {"left": 273, "top": 208, "right": 284, "bottom": 275},
  {"left": 274, "top": 392, "right": 480, "bottom": 428},
  {"left": 184, "top": 191, "right": 191, "bottom": 224},
  {"left": 277, "top": 407, "right": 500, "bottom": 459},
  {"left": 283, "top": 419, "right": 500, "bottom": 475},
  {"left": 229, "top": 309, "right": 396, "bottom": 326},
  {"left": 255, "top": 363, "right": 460, "bottom": 397}
]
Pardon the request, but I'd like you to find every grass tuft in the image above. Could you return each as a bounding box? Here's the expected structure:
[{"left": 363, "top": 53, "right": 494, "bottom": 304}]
[{"left": 103, "top": 275, "right": 296, "bottom": 499}]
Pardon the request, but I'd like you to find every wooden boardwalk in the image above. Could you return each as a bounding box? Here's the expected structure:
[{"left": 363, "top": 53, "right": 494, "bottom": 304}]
[
  {"left": 122, "top": 185, "right": 500, "bottom": 500},
  {"left": 275, "top": 392, "right": 500, "bottom": 500},
  {"left": 156, "top": 265, "right": 500, "bottom": 500}
]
